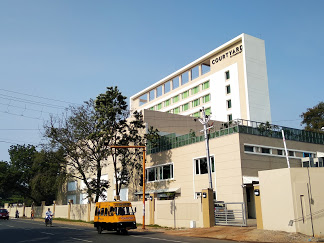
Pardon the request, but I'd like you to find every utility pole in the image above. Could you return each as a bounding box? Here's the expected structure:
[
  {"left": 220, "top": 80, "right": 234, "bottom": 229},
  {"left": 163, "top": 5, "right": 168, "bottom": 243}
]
[
  {"left": 197, "top": 107, "right": 213, "bottom": 189},
  {"left": 281, "top": 129, "right": 290, "bottom": 168}
]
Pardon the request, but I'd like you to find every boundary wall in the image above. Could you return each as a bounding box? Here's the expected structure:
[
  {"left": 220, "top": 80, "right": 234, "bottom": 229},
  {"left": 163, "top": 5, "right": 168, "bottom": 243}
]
[{"left": 3, "top": 199, "right": 202, "bottom": 228}]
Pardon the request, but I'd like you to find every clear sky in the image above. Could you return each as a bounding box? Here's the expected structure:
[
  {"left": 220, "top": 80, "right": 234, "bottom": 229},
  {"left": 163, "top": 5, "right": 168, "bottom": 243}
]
[{"left": 0, "top": 0, "right": 323, "bottom": 162}]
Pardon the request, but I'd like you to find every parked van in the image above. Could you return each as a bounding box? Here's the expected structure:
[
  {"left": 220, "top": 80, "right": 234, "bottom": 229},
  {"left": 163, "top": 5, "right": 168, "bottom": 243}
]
[{"left": 94, "top": 201, "right": 137, "bottom": 234}]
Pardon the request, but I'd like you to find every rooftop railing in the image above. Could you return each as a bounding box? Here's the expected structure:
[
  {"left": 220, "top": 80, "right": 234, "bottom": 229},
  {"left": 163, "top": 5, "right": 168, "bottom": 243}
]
[{"left": 146, "top": 119, "right": 324, "bottom": 155}]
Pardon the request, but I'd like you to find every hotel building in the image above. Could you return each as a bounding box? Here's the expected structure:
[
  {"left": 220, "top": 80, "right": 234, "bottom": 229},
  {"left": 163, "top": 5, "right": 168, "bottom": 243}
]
[{"left": 130, "top": 33, "right": 271, "bottom": 123}]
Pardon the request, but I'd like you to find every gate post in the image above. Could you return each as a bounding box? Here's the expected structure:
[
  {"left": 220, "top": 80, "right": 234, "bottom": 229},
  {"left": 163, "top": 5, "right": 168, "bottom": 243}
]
[
  {"left": 202, "top": 188, "right": 214, "bottom": 227},
  {"left": 149, "top": 193, "right": 156, "bottom": 225}
]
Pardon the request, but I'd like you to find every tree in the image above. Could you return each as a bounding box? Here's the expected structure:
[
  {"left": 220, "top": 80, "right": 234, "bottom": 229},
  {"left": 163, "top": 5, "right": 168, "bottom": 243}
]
[
  {"left": 300, "top": 102, "right": 324, "bottom": 132},
  {"left": 44, "top": 100, "right": 110, "bottom": 203},
  {"left": 94, "top": 87, "right": 160, "bottom": 197},
  {"left": 0, "top": 145, "right": 66, "bottom": 205}
]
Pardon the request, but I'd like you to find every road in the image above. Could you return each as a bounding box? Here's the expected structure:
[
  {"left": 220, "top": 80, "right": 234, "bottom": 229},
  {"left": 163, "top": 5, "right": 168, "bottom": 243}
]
[{"left": 0, "top": 218, "right": 233, "bottom": 243}]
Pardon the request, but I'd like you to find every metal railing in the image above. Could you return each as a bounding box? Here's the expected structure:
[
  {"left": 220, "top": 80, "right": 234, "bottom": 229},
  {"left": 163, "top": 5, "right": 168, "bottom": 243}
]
[{"left": 214, "top": 202, "right": 247, "bottom": 226}]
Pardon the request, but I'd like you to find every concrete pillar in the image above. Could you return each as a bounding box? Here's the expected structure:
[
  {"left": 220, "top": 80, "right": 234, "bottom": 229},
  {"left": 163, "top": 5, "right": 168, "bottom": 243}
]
[
  {"left": 149, "top": 193, "right": 157, "bottom": 225},
  {"left": 23, "top": 203, "right": 26, "bottom": 217},
  {"left": 41, "top": 201, "right": 45, "bottom": 218},
  {"left": 198, "top": 64, "right": 202, "bottom": 76},
  {"left": 87, "top": 198, "right": 91, "bottom": 222},
  {"left": 254, "top": 185, "right": 263, "bottom": 229},
  {"left": 53, "top": 201, "right": 56, "bottom": 218},
  {"left": 68, "top": 199, "right": 72, "bottom": 220},
  {"left": 4, "top": 203, "right": 9, "bottom": 209},
  {"left": 202, "top": 188, "right": 214, "bottom": 228}
]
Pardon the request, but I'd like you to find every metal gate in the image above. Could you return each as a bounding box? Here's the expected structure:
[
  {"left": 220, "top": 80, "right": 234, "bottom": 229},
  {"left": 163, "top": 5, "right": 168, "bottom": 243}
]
[{"left": 214, "top": 202, "right": 247, "bottom": 226}]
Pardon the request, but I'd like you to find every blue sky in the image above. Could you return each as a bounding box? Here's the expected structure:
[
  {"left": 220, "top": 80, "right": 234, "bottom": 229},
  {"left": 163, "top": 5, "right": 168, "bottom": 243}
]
[{"left": 0, "top": 0, "right": 323, "bottom": 161}]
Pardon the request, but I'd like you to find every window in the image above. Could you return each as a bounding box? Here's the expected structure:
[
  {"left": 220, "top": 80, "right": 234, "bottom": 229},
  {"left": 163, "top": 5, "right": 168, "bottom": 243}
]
[
  {"left": 193, "top": 111, "right": 200, "bottom": 118},
  {"left": 182, "top": 90, "right": 189, "bottom": 99},
  {"left": 68, "top": 181, "right": 77, "bottom": 191},
  {"left": 181, "top": 71, "right": 189, "bottom": 85},
  {"left": 201, "top": 63, "right": 210, "bottom": 74},
  {"left": 195, "top": 156, "right": 215, "bottom": 175},
  {"left": 191, "top": 66, "right": 199, "bottom": 80},
  {"left": 202, "top": 81, "right": 209, "bottom": 90},
  {"left": 227, "top": 99, "right": 232, "bottom": 109},
  {"left": 227, "top": 114, "right": 232, "bottom": 121},
  {"left": 203, "top": 94, "right": 210, "bottom": 103},
  {"left": 205, "top": 107, "right": 211, "bottom": 116},
  {"left": 261, "top": 148, "right": 271, "bottom": 154},
  {"left": 192, "top": 99, "right": 200, "bottom": 108},
  {"left": 225, "top": 71, "right": 230, "bottom": 80},
  {"left": 139, "top": 93, "right": 148, "bottom": 106},
  {"left": 172, "top": 76, "right": 180, "bottom": 89},
  {"left": 164, "top": 81, "right": 171, "bottom": 94},
  {"left": 173, "top": 107, "right": 180, "bottom": 114},
  {"left": 146, "top": 164, "right": 173, "bottom": 182},
  {"left": 172, "top": 95, "right": 179, "bottom": 103},
  {"left": 157, "top": 103, "right": 162, "bottom": 110},
  {"left": 156, "top": 86, "right": 162, "bottom": 98},
  {"left": 149, "top": 107, "right": 154, "bottom": 111},
  {"left": 277, "top": 149, "right": 283, "bottom": 155},
  {"left": 149, "top": 90, "right": 155, "bottom": 101},
  {"left": 182, "top": 103, "right": 189, "bottom": 111},
  {"left": 244, "top": 145, "right": 254, "bottom": 152},
  {"left": 289, "top": 151, "right": 295, "bottom": 157},
  {"left": 164, "top": 99, "right": 171, "bottom": 107},
  {"left": 226, "top": 85, "right": 231, "bottom": 94},
  {"left": 191, "top": 86, "right": 200, "bottom": 95}
]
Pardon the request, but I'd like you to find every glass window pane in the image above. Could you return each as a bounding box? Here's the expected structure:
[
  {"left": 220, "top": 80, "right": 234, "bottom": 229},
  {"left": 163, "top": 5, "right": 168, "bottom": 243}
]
[
  {"left": 163, "top": 165, "right": 171, "bottom": 179},
  {"left": 200, "top": 158, "right": 208, "bottom": 174},
  {"left": 149, "top": 90, "right": 155, "bottom": 101},
  {"left": 191, "top": 66, "right": 199, "bottom": 80},
  {"left": 182, "top": 90, "right": 189, "bottom": 99},
  {"left": 202, "top": 81, "right": 209, "bottom": 90},
  {"left": 164, "top": 81, "right": 171, "bottom": 94},
  {"left": 156, "top": 86, "right": 162, "bottom": 98},
  {"left": 195, "top": 160, "right": 199, "bottom": 174},
  {"left": 173, "top": 77, "right": 180, "bottom": 89},
  {"left": 205, "top": 107, "right": 211, "bottom": 116},
  {"left": 164, "top": 99, "right": 170, "bottom": 107},
  {"left": 202, "top": 63, "right": 210, "bottom": 74},
  {"left": 181, "top": 71, "right": 189, "bottom": 85}
]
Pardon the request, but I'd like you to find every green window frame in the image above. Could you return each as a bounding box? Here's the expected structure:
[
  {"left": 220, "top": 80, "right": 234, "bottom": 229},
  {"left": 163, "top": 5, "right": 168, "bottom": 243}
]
[
  {"left": 157, "top": 103, "right": 162, "bottom": 110},
  {"left": 164, "top": 99, "right": 171, "bottom": 107},
  {"left": 182, "top": 90, "right": 189, "bottom": 99},
  {"left": 202, "top": 81, "right": 210, "bottom": 90},
  {"left": 228, "top": 114, "right": 232, "bottom": 121},
  {"left": 191, "top": 86, "right": 200, "bottom": 95},
  {"left": 182, "top": 103, "right": 189, "bottom": 111},
  {"left": 173, "top": 107, "right": 180, "bottom": 114},
  {"left": 226, "top": 85, "right": 231, "bottom": 94},
  {"left": 225, "top": 71, "right": 230, "bottom": 80},
  {"left": 227, "top": 99, "right": 232, "bottom": 109},
  {"left": 192, "top": 99, "right": 200, "bottom": 108},
  {"left": 205, "top": 107, "right": 211, "bottom": 116},
  {"left": 173, "top": 95, "right": 179, "bottom": 103},
  {"left": 203, "top": 94, "right": 210, "bottom": 103},
  {"left": 193, "top": 111, "right": 200, "bottom": 118}
]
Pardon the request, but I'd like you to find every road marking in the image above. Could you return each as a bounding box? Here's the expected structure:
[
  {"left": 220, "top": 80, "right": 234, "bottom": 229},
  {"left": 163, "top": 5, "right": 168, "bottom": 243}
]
[
  {"left": 131, "top": 235, "right": 189, "bottom": 243},
  {"left": 7, "top": 225, "right": 15, "bottom": 227},
  {"left": 18, "top": 237, "right": 50, "bottom": 243},
  {"left": 70, "top": 237, "right": 93, "bottom": 242},
  {"left": 40, "top": 232, "right": 55, "bottom": 235}
]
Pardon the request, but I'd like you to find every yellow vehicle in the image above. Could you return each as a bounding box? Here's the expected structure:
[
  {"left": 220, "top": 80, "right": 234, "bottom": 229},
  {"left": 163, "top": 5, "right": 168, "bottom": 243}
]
[{"left": 94, "top": 201, "right": 137, "bottom": 234}]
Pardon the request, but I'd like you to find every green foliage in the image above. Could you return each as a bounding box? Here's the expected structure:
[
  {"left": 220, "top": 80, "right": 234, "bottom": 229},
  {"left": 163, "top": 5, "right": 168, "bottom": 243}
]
[
  {"left": 300, "top": 102, "right": 324, "bottom": 132},
  {"left": 0, "top": 145, "right": 66, "bottom": 205}
]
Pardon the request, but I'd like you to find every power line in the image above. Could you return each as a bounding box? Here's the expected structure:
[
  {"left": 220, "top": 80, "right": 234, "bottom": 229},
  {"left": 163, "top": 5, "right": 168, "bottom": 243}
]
[
  {"left": 0, "top": 88, "right": 82, "bottom": 106},
  {"left": 0, "top": 129, "right": 41, "bottom": 131},
  {"left": 0, "top": 110, "right": 43, "bottom": 120}
]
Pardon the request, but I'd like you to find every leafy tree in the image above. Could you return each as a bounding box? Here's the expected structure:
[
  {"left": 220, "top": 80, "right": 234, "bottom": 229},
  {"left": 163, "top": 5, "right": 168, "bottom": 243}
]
[
  {"left": 94, "top": 87, "right": 160, "bottom": 197},
  {"left": 44, "top": 100, "right": 110, "bottom": 203},
  {"left": 0, "top": 145, "right": 66, "bottom": 205},
  {"left": 300, "top": 102, "right": 324, "bottom": 132}
]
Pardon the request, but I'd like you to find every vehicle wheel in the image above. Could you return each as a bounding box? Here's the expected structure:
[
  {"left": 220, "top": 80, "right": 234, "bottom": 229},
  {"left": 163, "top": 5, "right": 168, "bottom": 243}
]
[{"left": 97, "top": 226, "right": 102, "bottom": 234}]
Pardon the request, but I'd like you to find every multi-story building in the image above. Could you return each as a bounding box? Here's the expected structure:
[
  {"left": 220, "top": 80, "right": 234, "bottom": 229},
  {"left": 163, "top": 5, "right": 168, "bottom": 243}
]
[{"left": 130, "top": 33, "right": 271, "bottom": 123}]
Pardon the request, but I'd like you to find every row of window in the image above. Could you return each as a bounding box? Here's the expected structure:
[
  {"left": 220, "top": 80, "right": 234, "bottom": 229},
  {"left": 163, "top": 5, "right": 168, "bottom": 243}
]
[
  {"left": 146, "top": 156, "right": 215, "bottom": 183},
  {"left": 225, "top": 71, "right": 232, "bottom": 121},
  {"left": 149, "top": 81, "right": 210, "bottom": 111},
  {"left": 243, "top": 145, "right": 315, "bottom": 158},
  {"left": 139, "top": 63, "right": 211, "bottom": 106}
]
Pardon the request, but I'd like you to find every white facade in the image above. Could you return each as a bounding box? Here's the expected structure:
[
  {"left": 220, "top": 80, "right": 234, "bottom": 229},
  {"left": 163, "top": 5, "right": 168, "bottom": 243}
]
[{"left": 130, "top": 33, "right": 271, "bottom": 123}]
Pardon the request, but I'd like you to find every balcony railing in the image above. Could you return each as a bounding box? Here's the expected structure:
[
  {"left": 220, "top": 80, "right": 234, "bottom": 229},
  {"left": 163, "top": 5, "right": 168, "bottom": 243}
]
[{"left": 146, "top": 119, "right": 324, "bottom": 155}]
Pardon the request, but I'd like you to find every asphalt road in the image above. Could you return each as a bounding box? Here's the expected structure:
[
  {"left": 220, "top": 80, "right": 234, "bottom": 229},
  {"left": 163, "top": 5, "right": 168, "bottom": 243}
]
[{"left": 0, "top": 218, "right": 233, "bottom": 243}]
